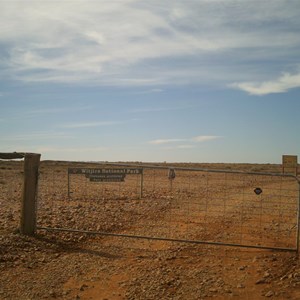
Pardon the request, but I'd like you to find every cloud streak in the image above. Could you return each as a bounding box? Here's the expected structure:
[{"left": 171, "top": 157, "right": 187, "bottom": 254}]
[
  {"left": 149, "top": 139, "right": 185, "bottom": 145},
  {"left": 0, "top": 132, "right": 72, "bottom": 141},
  {"left": 148, "top": 135, "right": 221, "bottom": 145},
  {"left": 27, "top": 106, "right": 92, "bottom": 115},
  {"left": 61, "top": 121, "right": 121, "bottom": 129},
  {"left": 1, "top": 105, "right": 93, "bottom": 122},
  {"left": 177, "top": 145, "right": 195, "bottom": 149},
  {"left": 36, "top": 146, "right": 109, "bottom": 153},
  {"left": 192, "top": 135, "right": 221, "bottom": 142},
  {"left": 0, "top": 1, "right": 299, "bottom": 88},
  {"left": 231, "top": 72, "right": 300, "bottom": 95},
  {"left": 129, "top": 104, "right": 199, "bottom": 114}
]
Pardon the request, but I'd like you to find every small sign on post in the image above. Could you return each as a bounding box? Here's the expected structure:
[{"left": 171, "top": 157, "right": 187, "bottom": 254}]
[
  {"left": 168, "top": 168, "right": 176, "bottom": 192},
  {"left": 282, "top": 155, "right": 298, "bottom": 175},
  {"left": 254, "top": 188, "right": 263, "bottom": 195}
]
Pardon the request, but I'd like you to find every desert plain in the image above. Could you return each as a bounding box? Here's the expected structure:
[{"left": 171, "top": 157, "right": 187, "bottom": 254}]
[{"left": 0, "top": 160, "right": 300, "bottom": 299}]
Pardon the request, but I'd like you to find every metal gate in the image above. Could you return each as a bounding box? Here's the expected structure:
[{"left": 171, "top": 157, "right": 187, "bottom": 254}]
[{"left": 36, "top": 163, "right": 300, "bottom": 252}]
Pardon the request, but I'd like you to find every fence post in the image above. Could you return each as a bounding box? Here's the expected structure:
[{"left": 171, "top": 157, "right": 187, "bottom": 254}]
[
  {"left": 67, "top": 169, "right": 70, "bottom": 199},
  {"left": 20, "top": 153, "right": 41, "bottom": 235},
  {"left": 140, "top": 169, "right": 144, "bottom": 199},
  {"left": 297, "top": 180, "right": 300, "bottom": 254}
]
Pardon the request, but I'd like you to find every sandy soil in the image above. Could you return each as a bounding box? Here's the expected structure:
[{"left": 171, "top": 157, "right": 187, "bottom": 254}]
[{"left": 0, "top": 160, "right": 300, "bottom": 299}]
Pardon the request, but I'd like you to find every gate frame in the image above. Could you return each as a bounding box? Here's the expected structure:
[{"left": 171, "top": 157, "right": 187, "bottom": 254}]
[{"left": 37, "top": 162, "right": 300, "bottom": 252}]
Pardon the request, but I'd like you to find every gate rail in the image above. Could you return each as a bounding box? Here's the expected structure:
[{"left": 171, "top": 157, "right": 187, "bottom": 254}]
[{"left": 36, "top": 163, "right": 300, "bottom": 252}]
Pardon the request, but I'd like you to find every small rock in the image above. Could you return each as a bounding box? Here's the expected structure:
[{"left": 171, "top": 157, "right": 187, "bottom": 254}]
[
  {"left": 271, "top": 256, "right": 277, "bottom": 262},
  {"left": 39, "top": 257, "right": 46, "bottom": 263},
  {"left": 237, "top": 284, "right": 245, "bottom": 289},
  {"left": 49, "top": 290, "right": 56, "bottom": 297},
  {"left": 256, "top": 278, "right": 266, "bottom": 284},
  {"left": 280, "top": 275, "right": 288, "bottom": 281},
  {"left": 263, "top": 271, "right": 271, "bottom": 278},
  {"left": 62, "top": 290, "right": 70, "bottom": 296},
  {"left": 80, "top": 284, "right": 88, "bottom": 291},
  {"left": 264, "top": 290, "right": 274, "bottom": 297}
]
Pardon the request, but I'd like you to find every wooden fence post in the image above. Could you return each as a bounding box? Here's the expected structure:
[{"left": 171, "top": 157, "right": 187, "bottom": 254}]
[
  {"left": 140, "top": 169, "right": 144, "bottom": 199},
  {"left": 20, "top": 153, "right": 41, "bottom": 235}
]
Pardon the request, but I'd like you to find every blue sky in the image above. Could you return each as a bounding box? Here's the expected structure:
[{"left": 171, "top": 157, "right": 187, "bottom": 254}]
[{"left": 0, "top": 0, "right": 299, "bottom": 163}]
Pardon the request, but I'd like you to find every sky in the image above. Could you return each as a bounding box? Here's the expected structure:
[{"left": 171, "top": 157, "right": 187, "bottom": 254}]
[{"left": 0, "top": 0, "right": 300, "bottom": 163}]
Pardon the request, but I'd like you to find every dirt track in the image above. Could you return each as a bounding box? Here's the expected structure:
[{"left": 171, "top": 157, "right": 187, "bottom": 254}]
[{"left": 1, "top": 161, "right": 300, "bottom": 299}]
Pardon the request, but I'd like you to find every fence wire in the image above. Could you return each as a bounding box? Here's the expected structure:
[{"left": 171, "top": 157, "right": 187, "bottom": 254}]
[
  {"left": 36, "top": 163, "right": 300, "bottom": 251},
  {"left": 0, "top": 160, "right": 24, "bottom": 232}
]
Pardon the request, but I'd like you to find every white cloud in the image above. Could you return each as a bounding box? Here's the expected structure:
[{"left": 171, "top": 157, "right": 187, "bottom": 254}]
[
  {"left": 177, "top": 145, "right": 195, "bottom": 149},
  {"left": 148, "top": 139, "right": 185, "bottom": 145},
  {"left": 0, "top": 106, "right": 93, "bottom": 123},
  {"left": 149, "top": 135, "right": 221, "bottom": 145},
  {"left": 192, "top": 135, "right": 221, "bottom": 142},
  {"left": 130, "top": 107, "right": 172, "bottom": 113},
  {"left": 0, "top": 1, "right": 299, "bottom": 87},
  {"left": 129, "top": 104, "right": 198, "bottom": 113},
  {"left": 1, "top": 132, "right": 72, "bottom": 141},
  {"left": 36, "top": 146, "right": 109, "bottom": 153},
  {"left": 133, "top": 88, "right": 164, "bottom": 94},
  {"left": 28, "top": 106, "right": 92, "bottom": 115},
  {"left": 61, "top": 121, "right": 121, "bottom": 129},
  {"left": 0, "top": 145, "right": 109, "bottom": 156},
  {"left": 231, "top": 72, "right": 300, "bottom": 95}
]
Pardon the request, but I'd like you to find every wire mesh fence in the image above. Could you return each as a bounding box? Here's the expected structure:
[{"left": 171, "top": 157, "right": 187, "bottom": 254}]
[
  {"left": 1, "top": 157, "right": 297, "bottom": 251},
  {"left": 36, "top": 162, "right": 300, "bottom": 251},
  {"left": 0, "top": 160, "right": 24, "bottom": 232}
]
